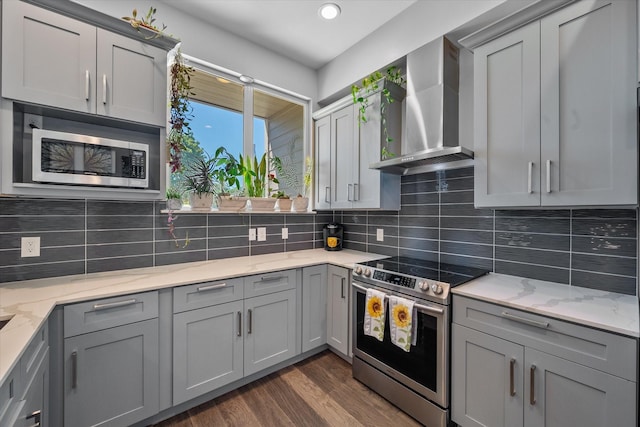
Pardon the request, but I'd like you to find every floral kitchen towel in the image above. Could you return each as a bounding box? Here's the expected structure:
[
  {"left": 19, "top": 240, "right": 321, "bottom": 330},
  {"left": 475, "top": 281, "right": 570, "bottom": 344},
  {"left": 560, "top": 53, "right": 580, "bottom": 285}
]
[
  {"left": 389, "top": 295, "right": 417, "bottom": 352},
  {"left": 364, "top": 288, "right": 386, "bottom": 341}
]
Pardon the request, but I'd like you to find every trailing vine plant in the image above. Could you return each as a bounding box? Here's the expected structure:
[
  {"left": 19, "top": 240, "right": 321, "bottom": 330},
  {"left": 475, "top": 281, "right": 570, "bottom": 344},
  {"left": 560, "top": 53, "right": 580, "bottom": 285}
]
[
  {"left": 351, "top": 66, "right": 405, "bottom": 160},
  {"left": 168, "top": 49, "right": 195, "bottom": 173}
]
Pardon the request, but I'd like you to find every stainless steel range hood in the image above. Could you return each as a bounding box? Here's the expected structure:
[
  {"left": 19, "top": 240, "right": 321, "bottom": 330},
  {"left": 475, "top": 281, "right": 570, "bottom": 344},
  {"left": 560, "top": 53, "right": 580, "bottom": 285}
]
[{"left": 371, "top": 37, "right": 473, "bottom": 175}]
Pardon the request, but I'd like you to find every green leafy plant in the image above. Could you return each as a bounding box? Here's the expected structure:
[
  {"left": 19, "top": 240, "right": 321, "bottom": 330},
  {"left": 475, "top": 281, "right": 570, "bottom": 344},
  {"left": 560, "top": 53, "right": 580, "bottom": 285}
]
[
  {"left": 351, "top": 66, "right": 405, "bottom": 159},
  {"left": 122, "top": 7, "right": 167, "bottom": 39},
  {"left": 239, "top": 153, "right": 269, "bottom": 197},
  {"left": 181, "top": 151, "right": 216, "bottom": 196},
  {"left": 211, "top": 147, "right": 242, "bottom": 195},
  {"left": 166, "top": 186, "right": 182, "bottom": 200},
  {"left": 168, "top": 49, "right": 195, "bottom": 173},
  {"left": 302, "top": 156, "right": 313, "bottom": 197}
]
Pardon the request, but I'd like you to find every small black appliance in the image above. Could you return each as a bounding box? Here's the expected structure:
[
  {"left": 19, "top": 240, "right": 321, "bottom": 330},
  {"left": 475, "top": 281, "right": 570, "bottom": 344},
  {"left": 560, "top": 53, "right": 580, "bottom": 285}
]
[{"left": 323, "top": 223, "right": 343, "bottom": 251}]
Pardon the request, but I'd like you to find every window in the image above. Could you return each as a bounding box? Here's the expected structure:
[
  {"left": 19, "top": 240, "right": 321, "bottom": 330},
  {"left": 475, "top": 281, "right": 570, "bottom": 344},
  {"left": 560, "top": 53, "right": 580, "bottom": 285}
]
[{"left": 171, "top": 55, "right": 309, "bottom": 200}]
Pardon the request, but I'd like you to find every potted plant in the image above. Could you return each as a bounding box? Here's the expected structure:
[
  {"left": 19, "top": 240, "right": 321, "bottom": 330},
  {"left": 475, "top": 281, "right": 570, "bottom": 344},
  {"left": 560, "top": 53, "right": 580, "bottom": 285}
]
[
  {"left": 351, "top": 66, "right": 406, "bottom": 160},
  {"left": 165, "top": 186, "right": 183, "bottom": 210},
  {"left": 293, "top": 156, "right": 312, "bottom": 212},
  {"left": 239, "top": 153, "right": 277, "bottom": 211},
  {"left": 211, "top": 147, "right": 247, "bottom": 211},
  {"left": 272, "top": 152, "right": 311, "bottom": 213},
  {"left": 182, "top": 151, "right": 216, "bottom": 210},
  {"left": 272, "top": 190, "right": 292, "bottom": 212}
]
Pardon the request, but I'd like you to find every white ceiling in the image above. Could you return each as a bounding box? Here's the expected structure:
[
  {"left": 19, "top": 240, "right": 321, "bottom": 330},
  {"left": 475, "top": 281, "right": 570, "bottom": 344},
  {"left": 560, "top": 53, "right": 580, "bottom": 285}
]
[{"left": 157, "top": 0, "right": 417, "bottom": 69}]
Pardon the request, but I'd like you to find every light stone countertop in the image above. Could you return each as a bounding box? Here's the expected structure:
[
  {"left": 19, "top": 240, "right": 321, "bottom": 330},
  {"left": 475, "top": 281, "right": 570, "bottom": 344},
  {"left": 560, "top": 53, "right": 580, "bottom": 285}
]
[
  {"left": 0, "top": 248, "right": 386, "bottom": 386},
  {"left": 452, "top": 272, "right": 640, "bottom": 338}
]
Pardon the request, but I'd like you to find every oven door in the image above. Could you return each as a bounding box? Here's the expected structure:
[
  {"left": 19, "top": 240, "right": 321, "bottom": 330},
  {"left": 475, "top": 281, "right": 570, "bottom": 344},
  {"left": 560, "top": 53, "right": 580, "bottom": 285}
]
[{"left": 352, "top": 281, "right": 449, "bottom": 408}]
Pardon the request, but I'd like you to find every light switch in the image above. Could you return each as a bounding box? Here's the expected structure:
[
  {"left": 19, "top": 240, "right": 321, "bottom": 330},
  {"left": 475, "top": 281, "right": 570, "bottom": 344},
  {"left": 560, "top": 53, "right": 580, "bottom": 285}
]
[
  {"left": 249, "top": 228, "right": 256, "bottom": 241},
  {"left": 281, "top": 228, "right": 289, "bottom": 239},
  {"left": 257, "top": 227, "right": 267, "bottom": 241},
  {"left": 376, "top": 228, "right": 384, "bottom": 242}
]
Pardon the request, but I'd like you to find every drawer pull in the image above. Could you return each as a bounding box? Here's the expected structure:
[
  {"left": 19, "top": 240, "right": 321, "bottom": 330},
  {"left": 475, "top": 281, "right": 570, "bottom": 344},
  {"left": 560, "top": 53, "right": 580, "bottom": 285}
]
[
  {"left": 247, "top": 309, "right": 253, "bottom": 334},
  {"left": 71, "top": 351, "right": 78, "bottom": 389},
  {"left": 502, "top": 311, "right": 549, "bottom": 329},
  {"left": 26, "top": 410, "right": 41, "bottom": 427},
  {"left": 237, "top": 311, "right": 242, "bottom": 337},
  {"left": 530, "top": 365, "right": 536, "bottom": 405},
  {"left": 260, "top": 275, "right": 285, "bottom": 282},
  {"left": 92, "top": 298, "right": 137, "bottom": 311},
  {"left": 197, "top": 283, "right": 226, "bottom": 292},
  {"left": 509, "top": 359, "right": 516, "bottom": 396}
]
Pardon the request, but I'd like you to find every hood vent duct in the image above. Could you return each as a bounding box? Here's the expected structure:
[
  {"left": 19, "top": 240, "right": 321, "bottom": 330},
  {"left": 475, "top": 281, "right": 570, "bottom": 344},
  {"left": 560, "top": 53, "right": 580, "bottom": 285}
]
[{"left": 370, "top": 37, "right": 474, "bottom": 175}]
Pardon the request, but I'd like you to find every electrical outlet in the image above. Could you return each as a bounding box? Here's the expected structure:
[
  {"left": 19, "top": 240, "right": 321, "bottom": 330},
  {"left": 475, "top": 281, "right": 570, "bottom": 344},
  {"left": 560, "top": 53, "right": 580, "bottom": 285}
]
[
  {"left": 257, "top": 227, "right": 267, "bottom": 241},
  {"left": 23, "top": 113, "right": 43, "bottom": 133},
  {"left": 21, "top": 237, "right": 41, "bottom": 257},
  {"left": 249, "top": 228, "right": 257, "bottom": 241},
  {"left": 376, "top": 228, "right": 384, "bottom": 242},
  {"left": 281, "top": 228, "right": 288, "bottom": 240}
]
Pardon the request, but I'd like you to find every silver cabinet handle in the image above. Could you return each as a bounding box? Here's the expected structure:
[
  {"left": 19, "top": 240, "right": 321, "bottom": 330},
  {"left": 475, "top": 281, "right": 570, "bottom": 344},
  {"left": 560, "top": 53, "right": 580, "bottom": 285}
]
[
  {"left": 509, "top": 359, "right": 516, "bottom": 396},
  {"left": 546, "top": 160, "right": 551, "bottom": 193},
  {"left": 341, "top": 278, "right": 345, "bottom": 299},
  {"left": 237, "top": 311, "right": 242, "bottom": 337},
  {"left": 247, "top": 309, "right": 253, "bottom": 334},
  {"left": 530, "top": 365, "right": 536, "bottom": 405},
  {"left": 102, "top": 74, "right": 107, "bottom": 105},
  {"left": 71, "top": 351, "right": 78, "bottom": 389},
  {"left": 354, "top": 183, "right": 359, "bottom": 201},
  {"left": 197, "top": 282, "right": 226, "bottom": 292},
  {"left": 85, "top": 70, "right": 90, "bottom": 101},
  {"left": 502, "top": 311, "right": 549, "bottom": 329},
  {"left": 93, "top": 298, "right": 137, "bottom": 311},
  {"left": 325, "top": 186, "right": 330, "bottom": 203},
  {"left": 260, "top": 275, "right": 285, "bottom": 282},
  {"left": 527, "top": 162, "right": 533, "bottom": 194},
  {"left": 348, "top": 183, "right": 353, "bottom": 201},
  {"left": 26, "top": 410, "right": 41, "bottom": 427}
]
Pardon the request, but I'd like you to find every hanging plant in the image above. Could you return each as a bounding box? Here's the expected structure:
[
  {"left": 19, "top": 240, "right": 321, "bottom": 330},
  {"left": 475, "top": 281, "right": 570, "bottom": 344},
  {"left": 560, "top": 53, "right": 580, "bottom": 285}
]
[
  {"left": 168, "top": 49, "right": 195, "bottom": 173},
  {"left": 122, "top": 7, "right": 168, "bottom": 39},
  {"left": 351, "top": 66, "right": 405, "bottom": 159}
]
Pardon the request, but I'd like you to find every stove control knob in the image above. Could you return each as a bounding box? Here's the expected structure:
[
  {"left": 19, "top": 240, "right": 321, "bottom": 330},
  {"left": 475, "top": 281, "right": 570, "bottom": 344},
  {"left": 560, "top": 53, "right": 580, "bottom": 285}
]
[
  {"left": 363, "top": 268, "right": 372, "bottom": 278},
  {"left": 354, "top": 266, "right": 363, "bottom": 275},
  {"left": 418, "top": 281, "right": 429, "bottom": 291},
  {"left": 431, "top": 284, "right": 443, "bottom": 295}
]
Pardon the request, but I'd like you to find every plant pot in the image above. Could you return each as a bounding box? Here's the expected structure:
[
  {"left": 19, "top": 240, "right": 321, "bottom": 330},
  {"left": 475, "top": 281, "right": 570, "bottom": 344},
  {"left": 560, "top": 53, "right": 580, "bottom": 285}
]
[
  {"left": 189, "top": 193, "right": 214, "bottom": 210},
  {"left": 293, "top": 197, "right": 309, "bottom": 212},
  {"left": 277, "top": 198, "right": 292, "bottom": 212},
  {"left": 166, "top": 198, "right": 183, "bottom": 211},
  {"left": 216, "top": 195, "right": 247, "bottom": 212},
  {"left": 248, "top": 197, "right": 277, "bottom": 212}
]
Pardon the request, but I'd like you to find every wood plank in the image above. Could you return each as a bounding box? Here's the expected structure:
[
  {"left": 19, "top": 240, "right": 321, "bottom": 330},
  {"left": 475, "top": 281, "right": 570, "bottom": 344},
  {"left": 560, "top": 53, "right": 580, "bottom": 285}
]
[
  {"left": 189, "top": 389, "right": 262, "bottom": 427},
  {"left": 239, "top": 376, "right": 297, "bottom": 427}
]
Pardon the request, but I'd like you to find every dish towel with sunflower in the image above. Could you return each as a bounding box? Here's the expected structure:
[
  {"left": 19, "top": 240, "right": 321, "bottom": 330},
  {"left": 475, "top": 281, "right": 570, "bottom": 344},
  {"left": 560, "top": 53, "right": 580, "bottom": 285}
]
[
  {"left": 364, "top": 288, "right": 386, "bottom": 341},
  {"left": 389, "top": 295, "right": 417, "bottom": 352}
]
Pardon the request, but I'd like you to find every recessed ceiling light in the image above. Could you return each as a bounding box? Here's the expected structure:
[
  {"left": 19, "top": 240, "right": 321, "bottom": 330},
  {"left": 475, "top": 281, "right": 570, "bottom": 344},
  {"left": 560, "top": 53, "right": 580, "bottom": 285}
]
[{"left": 319, "top": 3, "right": 341, "bottom": 20}]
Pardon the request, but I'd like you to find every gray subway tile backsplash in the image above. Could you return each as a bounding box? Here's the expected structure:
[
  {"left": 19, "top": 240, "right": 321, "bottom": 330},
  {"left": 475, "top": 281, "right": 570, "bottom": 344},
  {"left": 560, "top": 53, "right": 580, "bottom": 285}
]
[{"left": 0, "top": 165, "right": 637, "bottom": 295}]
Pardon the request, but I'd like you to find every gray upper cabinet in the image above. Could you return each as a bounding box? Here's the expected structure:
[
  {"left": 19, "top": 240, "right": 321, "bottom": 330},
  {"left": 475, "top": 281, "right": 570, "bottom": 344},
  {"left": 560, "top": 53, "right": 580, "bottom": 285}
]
[
  {"left": 474, "top": 0, "right": 637, "bottom": 208},
  {"left": 301, "top": 265, "right": 328, "bottom": 352},
  {"left": 326, "top": 265, "right": 350, "bottom": 357},
  {"left": 314, "top": 115, "right": 332, "bottom": 210},
  {"left": 2, "top": 0, "right": 167, "bottom": 127}
]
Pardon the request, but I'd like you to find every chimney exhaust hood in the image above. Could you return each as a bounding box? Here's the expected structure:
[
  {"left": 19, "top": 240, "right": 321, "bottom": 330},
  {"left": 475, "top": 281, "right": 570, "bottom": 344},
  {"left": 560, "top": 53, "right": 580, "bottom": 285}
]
[{"left": 370, "top": 37, "right": 473, "bottom": 176}]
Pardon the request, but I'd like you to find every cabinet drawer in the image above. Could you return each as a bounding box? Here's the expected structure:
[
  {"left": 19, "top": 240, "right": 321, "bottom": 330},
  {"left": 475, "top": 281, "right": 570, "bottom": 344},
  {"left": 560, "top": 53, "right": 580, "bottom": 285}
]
[
  {"left": 0, "top": 366, "right": 20, "bottom": 425},
  {"left": 64, "top": 291, "right": 158, "bottom": 337},
  {"left": 173, "top": 277, "right": 243, "bottom": 313},
  {"left": 244, "top": 269, "right": 297, "bottom": 298},
  {"left": 20, "top": 323, "right": 48, "bottom": 392},
  {"left": 453, "top": 296, "right": 637, "bottom": 381}
]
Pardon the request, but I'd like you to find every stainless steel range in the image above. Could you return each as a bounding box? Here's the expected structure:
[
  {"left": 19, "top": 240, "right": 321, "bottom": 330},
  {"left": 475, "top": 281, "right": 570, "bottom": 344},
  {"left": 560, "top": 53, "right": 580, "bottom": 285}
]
[{"left": 351, "top": 256, "right": 488, "bottom": 427}]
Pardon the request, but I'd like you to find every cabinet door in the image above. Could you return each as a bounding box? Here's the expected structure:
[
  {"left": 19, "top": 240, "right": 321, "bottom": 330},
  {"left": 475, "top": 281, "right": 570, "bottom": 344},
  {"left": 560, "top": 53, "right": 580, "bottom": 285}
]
[
  {"left": 314, "top": 115, "right": 332, "bottom": 210},
  {"left": 474, "top": 22, "right": 541, "bottom": 208},
  {"left": 244, "top": 289, "right": 297, "bottom": 376},
  {"left": 540, "top": 0, "right": 637, "bottom": 206},
  {"left": 96, "top": 29, "right": 167, "bottom": 126},
  {"left": 331, "top": 105, "right": 357, "bottom": 209},
  {"left": 301, "top": 265, "right": 327, "bottom": 352},
  {"left": 1, "top": 0, "right": 96, "bottom": 114},
  {"left": 173, "top": 300, "right": 244, "bottom": 405},
  {"left": 64, "top": 319, "right": 159, "bottom": 427},
  {"left": 326, "top": 265, "right": 349, "bottom": 356},
  {"left": 451, "top": 324, "right": 524, "bottom": 427},
  {"left": 17, "top": 351, "right": 48, "bottom": 427},
  {"left": 525, "top": 348, "right": 636, "bottom": 427}
]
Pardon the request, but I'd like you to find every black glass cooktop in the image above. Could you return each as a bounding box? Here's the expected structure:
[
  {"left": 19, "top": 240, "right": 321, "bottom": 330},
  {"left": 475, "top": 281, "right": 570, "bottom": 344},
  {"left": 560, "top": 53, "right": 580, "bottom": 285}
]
[{"left": 358, "top": 256, "right": 489, "bottom": 287}]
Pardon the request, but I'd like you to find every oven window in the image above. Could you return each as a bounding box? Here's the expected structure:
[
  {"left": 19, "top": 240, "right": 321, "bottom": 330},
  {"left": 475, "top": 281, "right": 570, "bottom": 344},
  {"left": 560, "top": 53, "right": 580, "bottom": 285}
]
[{"left": 356, "top": 291, "right": 438, "bottom": 393}]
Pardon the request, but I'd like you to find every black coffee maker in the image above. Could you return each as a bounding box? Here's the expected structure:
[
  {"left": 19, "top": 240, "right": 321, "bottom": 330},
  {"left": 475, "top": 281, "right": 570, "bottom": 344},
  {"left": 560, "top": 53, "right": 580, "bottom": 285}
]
[{"left": 323, "top": 223, "right": 343, "bottom": 251}]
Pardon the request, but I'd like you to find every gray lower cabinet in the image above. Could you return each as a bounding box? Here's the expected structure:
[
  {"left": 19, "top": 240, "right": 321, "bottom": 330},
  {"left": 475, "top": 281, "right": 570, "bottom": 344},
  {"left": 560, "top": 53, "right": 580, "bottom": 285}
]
[
  {"left": 326, "top": 265, "right": 350, "bottom": 357},
  {"left": 301, "top": 265, "right": 328, "bottom": 352},
  {"left": 16, "top": 350, "right": 49, "bottom": 427},
  {"left": 172, "top": 300, "right": 244, "bottom": 405},
  {"left": 452, "top": 296, "right": 637, "bottom": 427}
]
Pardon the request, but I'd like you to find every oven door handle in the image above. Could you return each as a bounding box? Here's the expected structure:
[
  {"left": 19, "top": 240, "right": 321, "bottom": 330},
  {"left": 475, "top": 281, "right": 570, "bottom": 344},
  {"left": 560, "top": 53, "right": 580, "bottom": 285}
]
[{"left": 352, "top": 282, "right": 444, "bottom": 315}]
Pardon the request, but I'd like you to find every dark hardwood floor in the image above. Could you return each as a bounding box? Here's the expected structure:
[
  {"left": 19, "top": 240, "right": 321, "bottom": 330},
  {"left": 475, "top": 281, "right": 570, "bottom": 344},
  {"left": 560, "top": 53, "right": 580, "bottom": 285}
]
[{"left": 153, "top": 350, "right": 422, "bottom": 427}]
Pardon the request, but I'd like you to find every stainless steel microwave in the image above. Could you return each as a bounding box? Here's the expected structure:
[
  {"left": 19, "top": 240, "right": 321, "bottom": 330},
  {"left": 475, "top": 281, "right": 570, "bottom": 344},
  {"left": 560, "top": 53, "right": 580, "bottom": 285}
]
[{"left": 32, "top": 129, "right": 149, "bottom": 188}]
